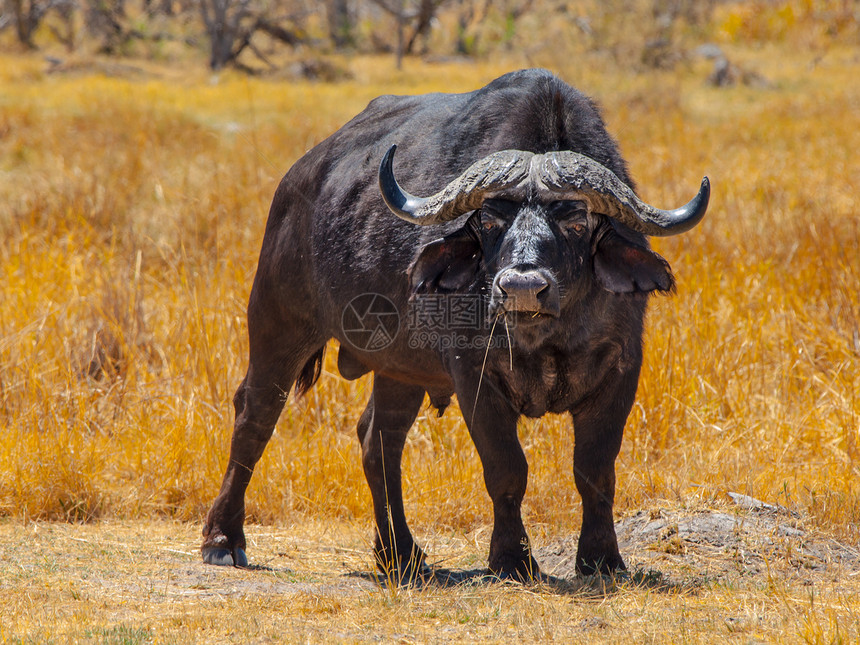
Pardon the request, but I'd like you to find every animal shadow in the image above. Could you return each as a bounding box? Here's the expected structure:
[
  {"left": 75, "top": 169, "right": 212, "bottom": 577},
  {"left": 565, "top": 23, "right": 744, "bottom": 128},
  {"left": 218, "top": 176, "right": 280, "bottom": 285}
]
[{"left": 348, "top": 565, "right": 680, "bottom": 596}]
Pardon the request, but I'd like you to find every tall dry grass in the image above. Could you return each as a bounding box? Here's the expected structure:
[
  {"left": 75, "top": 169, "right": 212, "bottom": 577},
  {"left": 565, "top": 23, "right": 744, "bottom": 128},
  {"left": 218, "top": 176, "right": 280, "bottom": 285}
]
[{"left": 0, "top": 38, "right": 857, "bottom": 554}]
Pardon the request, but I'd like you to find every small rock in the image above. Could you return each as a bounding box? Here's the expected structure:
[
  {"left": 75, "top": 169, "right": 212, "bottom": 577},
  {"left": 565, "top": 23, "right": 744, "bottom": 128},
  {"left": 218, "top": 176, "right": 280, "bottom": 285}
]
[
  {"left": 708, "top": 58, "right": 771, "bottom": 88},
  {"left": 695, "top": 43, "right": 725, "bottom": 60},
  {"left": 728, "top": 492, "right": 797, "bottom": 516}
]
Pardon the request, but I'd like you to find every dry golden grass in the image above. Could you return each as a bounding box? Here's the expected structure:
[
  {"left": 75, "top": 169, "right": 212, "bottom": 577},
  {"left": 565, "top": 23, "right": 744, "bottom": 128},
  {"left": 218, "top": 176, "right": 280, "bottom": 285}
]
[
  {"left": 1, "top": 515, "right": 858, "bottom": 643},
  {"left": 0, "top": 29, "right": 858, "bottom": 641}
]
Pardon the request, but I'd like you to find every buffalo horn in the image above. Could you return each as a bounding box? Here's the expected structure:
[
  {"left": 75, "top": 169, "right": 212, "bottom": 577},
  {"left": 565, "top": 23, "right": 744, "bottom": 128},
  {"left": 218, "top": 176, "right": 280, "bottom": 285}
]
[
  {"left": 379, "top": 145, "right": 531, "bottom": 225},
  {"left": 380, "top": 146, "right": 709, "bottom": 236},
  {"left": 538, "top": 152, "right": 710, "bottom": 236}
]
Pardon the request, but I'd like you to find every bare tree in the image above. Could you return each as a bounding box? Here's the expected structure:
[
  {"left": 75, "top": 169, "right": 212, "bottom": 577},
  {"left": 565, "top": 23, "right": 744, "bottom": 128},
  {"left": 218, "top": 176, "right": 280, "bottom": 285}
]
[
  {"left": 326, "top": 0, "right": 351, "bottom": 48},
  {"left": 6, "top": 0, "right": 67, "bottom": 47},
  {"left": 199, "top": 0, "right": 306, "bottom": 71},
  {"left": 141, "top": 0, "right": 177, "bottom": 16},
  {"left": 403, "top": 0, "right": 446, "bottom": 54},
  {"left": 367, "top": 0, "right": 406, "bottom": 67},
  {"left": 368, "top": 0, "right": 449, "bottom": 67},
  {"left": 47, "top": 0, "right": 77, "bottom": 51},
  {"left": 199, "top": 0, "right": 250, "bottom": 69},
  {"left": 450, "top": 0, "right": 532, "bottom": 55},
  {"left": 85, "top": 0, "right": 138, "bottom": 53},
  {"left": 452, "top": 0, "right": 489, "bottom": 55}
]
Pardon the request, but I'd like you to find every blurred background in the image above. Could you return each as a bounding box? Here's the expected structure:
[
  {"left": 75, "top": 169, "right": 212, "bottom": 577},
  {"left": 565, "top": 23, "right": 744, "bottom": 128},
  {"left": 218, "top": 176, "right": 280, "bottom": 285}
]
[{"left": 2, "top": 0, "right": 858, "bottom": 74}]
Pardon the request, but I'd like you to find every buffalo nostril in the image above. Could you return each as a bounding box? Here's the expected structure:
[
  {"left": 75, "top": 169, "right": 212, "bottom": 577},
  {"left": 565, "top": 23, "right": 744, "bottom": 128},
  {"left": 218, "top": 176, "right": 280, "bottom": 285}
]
[
  {"left": 497, "top": 270, "right": 553, "bottom": 313},
  {"left": 499, "top": 271, "right": 548, "bottom": 297}
]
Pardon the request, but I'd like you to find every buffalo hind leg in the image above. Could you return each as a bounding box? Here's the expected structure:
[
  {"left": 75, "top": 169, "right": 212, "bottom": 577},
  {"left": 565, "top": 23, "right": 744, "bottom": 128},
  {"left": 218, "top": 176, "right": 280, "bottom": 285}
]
[
  {"left": 570, "top": 368, "right": 639, "bottom": 575},
  {"left": 359, "top": 374, "right": 426, "bottom": 584},
  {"left": 202, "top": 348, "right": 320, "bottom": 567}
]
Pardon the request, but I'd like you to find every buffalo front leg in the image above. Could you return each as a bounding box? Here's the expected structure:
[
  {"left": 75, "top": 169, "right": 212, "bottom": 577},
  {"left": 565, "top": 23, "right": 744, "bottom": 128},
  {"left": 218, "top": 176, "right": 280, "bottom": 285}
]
[
  {"left": 201, "top": 369, "right": 292, "bottom": 567},
  {"left": 570, "top": 368, "right": 640, "bottom": 575},
  {"left": 358, "top": 374, "right": 426, "bottom": 584},
  {"left": 456, "top": 377, "right": 537, "bottom": 580}
]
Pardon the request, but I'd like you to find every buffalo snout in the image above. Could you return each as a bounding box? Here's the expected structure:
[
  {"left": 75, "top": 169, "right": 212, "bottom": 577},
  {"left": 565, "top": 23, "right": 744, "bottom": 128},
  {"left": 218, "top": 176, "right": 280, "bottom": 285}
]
[{"left": 493, "top": 268, "right": 560, "bottom": 318}]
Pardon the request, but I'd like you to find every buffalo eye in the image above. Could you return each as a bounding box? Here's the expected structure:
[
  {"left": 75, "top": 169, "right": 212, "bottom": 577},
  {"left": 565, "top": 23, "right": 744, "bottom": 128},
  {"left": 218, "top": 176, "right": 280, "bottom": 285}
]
[
  {"left": 480, "top": 211, "right": 502, "bottom": 231},
  {"left": 549, "top": 200, "right": 589, "bottom": 236},
  {"left": 480, "top": 198, "right": 518, "bottom": 232}
]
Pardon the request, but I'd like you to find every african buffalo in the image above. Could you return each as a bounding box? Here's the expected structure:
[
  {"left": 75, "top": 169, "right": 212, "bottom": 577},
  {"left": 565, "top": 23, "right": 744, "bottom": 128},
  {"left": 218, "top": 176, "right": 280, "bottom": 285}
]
[{"left": 201, "top": 68, "right": 709, "bottom": 581}]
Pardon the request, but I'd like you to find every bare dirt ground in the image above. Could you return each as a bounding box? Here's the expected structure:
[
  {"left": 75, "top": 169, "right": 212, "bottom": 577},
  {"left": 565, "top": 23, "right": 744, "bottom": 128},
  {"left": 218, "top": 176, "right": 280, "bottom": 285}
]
[
  {"left": 544, "top": 504, "right": 860, "bottom": 584},
  {"left": 3, "top": 499, "right": 860, "bottom": 642}
]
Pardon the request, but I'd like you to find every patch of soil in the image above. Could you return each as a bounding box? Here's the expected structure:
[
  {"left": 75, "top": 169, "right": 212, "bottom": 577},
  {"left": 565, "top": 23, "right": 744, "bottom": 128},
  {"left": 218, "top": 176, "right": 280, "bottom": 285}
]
[
  {"left": 12, "top": 508, "right": 855, "bottom": 603},
  {"left": 536, "top": 506, "right": 860, "bottom": 587},
  {"left": 159, "top": 506, "right": 860, "bottom": 595}
]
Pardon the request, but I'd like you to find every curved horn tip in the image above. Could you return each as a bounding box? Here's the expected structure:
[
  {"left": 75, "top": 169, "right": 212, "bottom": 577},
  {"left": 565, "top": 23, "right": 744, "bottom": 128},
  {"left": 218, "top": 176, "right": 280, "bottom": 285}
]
[
  {"left": 378, "top": 144, "right": 430, "bottom": 224},
  {"left": 683, "top": 175, "right": 710, "bottom": 231},
  {"left": 379, "top": 145, "right": 398, "bottom": 186},
  {"left": 695, "top": 175, "right": 711, "bottom": 211},
  {"left": 693, "top": 175, "right": 711, "bottom": 221},
  {"left": 378, "top": 144, "right": 404, "bottom": 211},
  {"left": 381, "top": 144, "right": 397, "bottom": 166},
  {"left": 659, "top": 175, "right": 711, "bottom": 236}
]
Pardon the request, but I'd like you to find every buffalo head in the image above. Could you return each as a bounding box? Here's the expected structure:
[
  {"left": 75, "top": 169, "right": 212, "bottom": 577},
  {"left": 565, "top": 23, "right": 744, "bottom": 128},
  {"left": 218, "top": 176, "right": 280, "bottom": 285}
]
[{"left": 379, "top": 145, "right": 710, "bottom": 345}]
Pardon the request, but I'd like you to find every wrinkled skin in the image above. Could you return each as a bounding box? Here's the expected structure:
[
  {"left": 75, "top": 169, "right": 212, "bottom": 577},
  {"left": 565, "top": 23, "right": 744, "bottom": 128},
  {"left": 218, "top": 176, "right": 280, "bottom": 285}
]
[{"left": 202, "top": 68, "right": 698, "bottom": 582}]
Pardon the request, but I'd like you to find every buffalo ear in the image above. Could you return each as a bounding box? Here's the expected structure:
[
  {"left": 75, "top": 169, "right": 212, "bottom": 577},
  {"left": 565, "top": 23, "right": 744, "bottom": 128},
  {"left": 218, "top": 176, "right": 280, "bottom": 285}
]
[
  {"left": 593, "top": 229, "right": 675, "bottom": 294},
  {"left": 408, "top": 225, "right": 481, "bottom": 293}
]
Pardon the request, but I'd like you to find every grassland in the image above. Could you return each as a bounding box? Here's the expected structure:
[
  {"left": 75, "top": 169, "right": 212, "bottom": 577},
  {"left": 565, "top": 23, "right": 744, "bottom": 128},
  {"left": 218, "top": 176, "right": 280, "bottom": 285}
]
[{"left": 0, "top": 32, "right": 859, "bottom": 643}]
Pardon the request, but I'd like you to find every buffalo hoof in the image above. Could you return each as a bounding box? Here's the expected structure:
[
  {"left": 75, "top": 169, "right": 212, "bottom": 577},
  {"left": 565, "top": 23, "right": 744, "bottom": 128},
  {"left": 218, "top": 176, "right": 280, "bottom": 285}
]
[
  {"left": 489, "top": 554, "right": 541, "bottom": 583},
  {"left": 380, "top": 561, "right": 433, "bottom": 587},
  {"left": 202, "top": 546, "right": 249, "bottom": 567},
  {"left": 575, "top": 552, "right": 626, "bottom": 577},
  {"left": 201, "top": 533, "right": 249, "bottom": 568},
  {"left": 375, "top": 547, "right": 430, "bottom": 587}
]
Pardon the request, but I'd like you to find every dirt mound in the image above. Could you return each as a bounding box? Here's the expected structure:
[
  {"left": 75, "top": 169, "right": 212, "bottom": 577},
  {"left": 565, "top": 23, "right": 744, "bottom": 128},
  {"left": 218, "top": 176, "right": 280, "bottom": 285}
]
[{"left": 537, "top": 505, "right": 860, "bottom": 584}]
